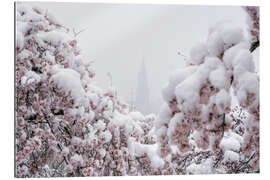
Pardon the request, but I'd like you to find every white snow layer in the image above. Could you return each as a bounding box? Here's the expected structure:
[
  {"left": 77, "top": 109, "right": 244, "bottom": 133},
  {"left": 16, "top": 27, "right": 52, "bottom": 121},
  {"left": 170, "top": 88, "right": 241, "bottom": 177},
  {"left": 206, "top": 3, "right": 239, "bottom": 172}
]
[
  {"left": 209, "top": 66, "right": 228, "bottom": 89},
  {"left": 128, "top": 137, "right": 164, "bottom": 169},
  {"left": 21, "top": 71, "right": 41, "bottom": 85},
  {"left": 220, "top": 137, "right": 240, "bottom": 152},
  {"left": 186, "top": 158, "right": 213, "bottom": 174},
  {"left": 207, "top": 22, "right": 243, "bottom": 56},
  {"left": 215, "top": 89, "right": 231, "bottom": 113},
  {"left": 223, "top": 150, "right": 239, "bottom": 162},
  {"left": 220, "top": 131, "right": 242, "bottom": 152},
  {"left": 49, "top": 66, "right": 87, "bottom": 105},
  {"left": 189, "top": 42, "right": 208, "bottom": 65},
  {"left": 38, "top": 30, "right": 72, "bottom": 46},
  {"left": 70, "top": 154, "right": 84, "bottom": 166}
]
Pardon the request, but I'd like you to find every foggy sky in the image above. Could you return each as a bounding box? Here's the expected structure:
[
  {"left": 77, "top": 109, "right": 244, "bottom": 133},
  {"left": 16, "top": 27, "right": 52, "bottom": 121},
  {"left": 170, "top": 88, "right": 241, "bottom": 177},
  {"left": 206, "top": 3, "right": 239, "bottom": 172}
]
[{"left": 21, "top": 2, "right": 247, "bottom": 113}]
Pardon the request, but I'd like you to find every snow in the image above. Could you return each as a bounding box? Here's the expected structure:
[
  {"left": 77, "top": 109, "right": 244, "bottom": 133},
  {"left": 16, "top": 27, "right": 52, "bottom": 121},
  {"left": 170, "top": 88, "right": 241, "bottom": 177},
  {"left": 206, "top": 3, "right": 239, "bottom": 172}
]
[
  {"left": 98, "top": 148, "right": 106, "bottom": 158},
  {"left": 21, "top": 71, "right": 41, "bottom": 85},
  {"left": 223, "top": 150, "right": 239, "bottom": 162},
  {"left": 43, "top": 51, "right": 56, "bottom": 64},
  {"left": 70, "top": 154, "right": 84, "bottom": 166},
  {"left": 186, "top": 158, "right": 213, "bottom": 174},
  {"left": 203, "top": 56, "right": 222, "bottom": 70},
  {"left": 49, "top": 66, "right": 86, "bottom": 105},
  {"left": 174, "top": 76, "right": 200, "bottom": 111},
  {"left": 209, "top": 66, "right": 228, "bottom": 89},
  {"left": 86, "top": 111, "right": 95, "bottom": 122},
  {"left": 129, "top": 138, "right": 164, "bottom": 169},
  {"left": 129, "top": 111, "right": 144, "bottom": 122},
  {"left": 38, "top": 30, "right": 72, "bottom": 46},
  {"left": 174, "top": 66, "right": 210, "bottom": 112},
  {"left": 221, "top": 26, "right": 243, "bottom": 47},
  {"left": 189, "top": 42, "right": 208, "bottom": 65},
  {"left": 223, "top": 42, "right": 249, "bottom": 69},
  {"left": 62, "top": 146, "right": 69, "bottom": 156},
  {"left": 170, "top": 145, "right": 180, "bottom": 154},
  {"left": 252, "top": 47, "right": 260, "bottom": 73},
  {"left": 162, "top": 66, "right": 197, "bottom": 102},
  {"left": 169, "top": 67, "right": 198, "bottom": 86},
  {"left": 237, "top": 72, "right": 259, "bottom": 94},
  {"left": 87, "top": 92, "right": 100, "bottom": 106},
  {"left": 167, "top": 113, "right": 183, "bottom": 140},
  {"left": 214, "top": 89, "right": 231, "bottom": 113},
  {"left": 233, "top": 49, "right": 255, "bottom": 78},
  {"left": 155, "top": 103, "right": 171, "bottom": 129},
  {"left": 16, "top": 21, "right": 32, "bottom": 36},
  {"left": 207, "top": 22, "right": 244, "bottom": 56},
  {"left": 133, "top": 122, "right": 144, "bottom": 136},
  {"left": 100, "top": 130, "right": 112, "bottom": 143},
  {"left": 97, "top": 97, "right": 109, "bottom": 110},
  {"left": 220, "top": 131, "right": 242, "bottom": 152},
  {"left": 16, "top": 5, "right": 44, "bottom": 22},
  {"left": 127, "top": 137, "right": 136, "bottom": 156},
  {"left": 110, "top": 110, "right": 151, "bottom": 137},
  {"left": 94, "top": 120, "right": 106, "bottom": 131},
  {"left": 111, "top": 110, "right": 133, "bottom": 134},
  {"left": 207, "top": 30, "right": 224, "bottom": 56},
  {"left": 236, "top": 72, "right": 259, "bottom": 106},
  {"left": 145, "top": 113, "right": 157, "bottom": 121},
  {"left": 45, "top": 10, "right": 61, "bottom": 25},
  {"left": 17, "top": 49, "right": 33, "bottom": 60},
  {"left": 173, "top": 56, "right": 227, "bottom": 112},
  {"left": 149, "top": 151, "right": 165, "bottom": 169},
  {"left": 71, "top": 137, "right": 82, "bottom": 146}
]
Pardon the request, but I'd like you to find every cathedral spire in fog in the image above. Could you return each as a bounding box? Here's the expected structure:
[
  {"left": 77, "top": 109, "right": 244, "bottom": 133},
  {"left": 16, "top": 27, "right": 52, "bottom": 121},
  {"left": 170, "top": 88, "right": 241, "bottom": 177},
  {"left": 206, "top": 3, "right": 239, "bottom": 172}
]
[{"left": 135, "top": 57, "right": 150, "bottom": 114}]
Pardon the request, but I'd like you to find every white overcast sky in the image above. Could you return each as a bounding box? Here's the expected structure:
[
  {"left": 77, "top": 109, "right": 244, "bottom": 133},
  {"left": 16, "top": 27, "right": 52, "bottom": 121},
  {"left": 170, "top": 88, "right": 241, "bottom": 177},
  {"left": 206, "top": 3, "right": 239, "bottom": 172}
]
[{"left": 19, "top": 2, "right": 247, "bottom": 112}]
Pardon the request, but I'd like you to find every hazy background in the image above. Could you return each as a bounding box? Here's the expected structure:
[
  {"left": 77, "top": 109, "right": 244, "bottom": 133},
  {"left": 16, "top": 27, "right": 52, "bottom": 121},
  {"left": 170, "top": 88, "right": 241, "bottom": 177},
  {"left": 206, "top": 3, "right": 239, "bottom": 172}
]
[{"left": 21, "top": 2, "right": 247, "bottom": 113}]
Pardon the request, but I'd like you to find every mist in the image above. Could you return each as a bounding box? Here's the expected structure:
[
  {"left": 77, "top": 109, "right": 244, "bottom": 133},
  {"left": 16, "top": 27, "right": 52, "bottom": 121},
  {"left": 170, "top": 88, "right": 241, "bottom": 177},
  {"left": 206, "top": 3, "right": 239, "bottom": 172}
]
[{"left": 22, "top": 2, "right": 247, "bottom": 114}]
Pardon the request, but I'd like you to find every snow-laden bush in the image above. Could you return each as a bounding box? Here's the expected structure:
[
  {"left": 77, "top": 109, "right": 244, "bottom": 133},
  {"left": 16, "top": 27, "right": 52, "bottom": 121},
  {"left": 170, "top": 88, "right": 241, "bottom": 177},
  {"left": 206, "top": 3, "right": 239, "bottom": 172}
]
[
  {"left": 156, "top": 6, "right": 259, "bottom": 174},
  {"left": 15, "top": 5, "right": 162, "bottom": 177}
]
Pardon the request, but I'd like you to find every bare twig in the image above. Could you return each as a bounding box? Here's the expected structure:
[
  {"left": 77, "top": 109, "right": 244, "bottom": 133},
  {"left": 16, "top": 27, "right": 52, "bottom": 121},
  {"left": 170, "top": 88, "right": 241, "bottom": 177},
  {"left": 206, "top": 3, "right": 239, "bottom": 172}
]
[{"left": 72, "top": 28, "right": 87, "bottom": 37}]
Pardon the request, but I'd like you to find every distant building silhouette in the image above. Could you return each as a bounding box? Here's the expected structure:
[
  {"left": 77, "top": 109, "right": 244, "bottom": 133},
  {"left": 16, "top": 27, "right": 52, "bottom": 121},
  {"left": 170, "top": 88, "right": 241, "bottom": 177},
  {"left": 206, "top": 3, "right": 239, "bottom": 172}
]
[{"left": 135, "top": 58, "right": 150, "bottom": 114}]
